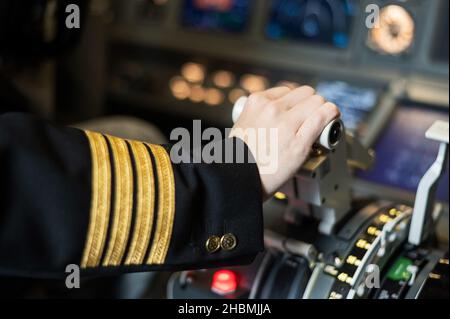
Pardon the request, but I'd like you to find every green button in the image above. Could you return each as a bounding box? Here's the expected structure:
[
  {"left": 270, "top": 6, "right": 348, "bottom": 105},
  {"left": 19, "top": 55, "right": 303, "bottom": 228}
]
[{"left": 387, "top": 257, "right": 414, "bottom": 281}]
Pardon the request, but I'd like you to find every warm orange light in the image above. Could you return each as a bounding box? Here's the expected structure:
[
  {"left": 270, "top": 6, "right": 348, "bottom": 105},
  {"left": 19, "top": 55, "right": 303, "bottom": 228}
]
[
  {"left": 228, "top": 88, "right": 246, "bottom": 104},
  {"left": 369, "top": 5, "right": 415, "bottom": 55},
  {"left": 190, "top": 85, "right": 206, "bottom": 103},
  {"left": 205, "top": 88, "right": 224, "bottom": 106},
  {"left": 213, "top": 70, "right": 235, "bottom": 88},
  {"left": 212, "top": 270, "right": 238, "bottom": 295},
  {"left": 170, "top": 77, "right": 191, "bottom": 100},
  {"left": 181, "top": 62, "right": 206, "bottom": 83},
  {"left": 240, "top": 74, "right": 268, "bottom": 93}
]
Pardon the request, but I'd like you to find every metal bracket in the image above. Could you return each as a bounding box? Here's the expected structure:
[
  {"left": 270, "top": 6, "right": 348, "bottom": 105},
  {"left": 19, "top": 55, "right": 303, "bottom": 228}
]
[{"left": 408, "top": 121, "right": 449, "bottom": 246}]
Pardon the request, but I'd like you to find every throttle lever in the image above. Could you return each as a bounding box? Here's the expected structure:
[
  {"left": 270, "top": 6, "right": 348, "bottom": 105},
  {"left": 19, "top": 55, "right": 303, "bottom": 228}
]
[{"left": 232, "top": 96, "right": 344, "bottom": 150}]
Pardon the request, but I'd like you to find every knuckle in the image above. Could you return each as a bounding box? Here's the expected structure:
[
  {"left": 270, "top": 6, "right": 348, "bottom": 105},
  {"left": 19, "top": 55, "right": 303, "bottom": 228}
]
[
  {"left": 269, "top": 100, "right": 284, "bottom": 110},
  {"left": 312, "top": 94, "right": 326, "bottom": 105},
  {"left": 266, "top": 102, "right": 280, "bottom": 116},
  {"left": 248, "top": 92, "right": 265, "bottom": 105},
  {"left": 300, "top": 85, "right": 316, "bottom": 96},
  {"left": 315, "top": 107, "right": 329, "bottom": 123},
  {"left": 324, "top": 102, "right": 341, "bottom": 117},
  {"left": 277, "top": 85, "right": 292, "bottom": 92}
]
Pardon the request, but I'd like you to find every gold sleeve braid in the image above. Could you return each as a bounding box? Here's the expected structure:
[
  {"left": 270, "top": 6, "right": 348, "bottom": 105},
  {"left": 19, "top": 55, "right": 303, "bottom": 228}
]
[
  {"left": 101, "top": 135, "right": 134, "bottom": 267},
  {"left": 146, "top": 144, "right": 176, "bottom": 265},
  {"left": 81, "top": 132, "right": 111, "bottom": 269},
  {"left": 81, "top": 131, "right": 175, "bottom": 269},
  {"left": 125, "top": 141, "right": 155, "bottom": 266}
]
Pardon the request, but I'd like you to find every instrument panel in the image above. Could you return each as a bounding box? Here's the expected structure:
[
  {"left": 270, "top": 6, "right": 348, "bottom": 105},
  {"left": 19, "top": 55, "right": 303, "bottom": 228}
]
[
  {"left": 108, "top": 0, "right": 449, "bottom": 201},
  {"left": 109, "top": 0, "right": 448, "bottom": 120},
  {"left": 315, "top": 80, "right": 379, "bottom": 131},
  {"left": 103, "top": 0, "right": 450, "bottom": 301},
  {"left": 181, "top": 0, "right": 252, "bottom": 33},
  {"left": 168, "top": 201, "right": 449, "bottom": 299},
  {"left": 358, "top": 102, "right": 449, "bottom": 203},
  {"left": 266, "top": 0, "right": 354, "bottom": 48}
]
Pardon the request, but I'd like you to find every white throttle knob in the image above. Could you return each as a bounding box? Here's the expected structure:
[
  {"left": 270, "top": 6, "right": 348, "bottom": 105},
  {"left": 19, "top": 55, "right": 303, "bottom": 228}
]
[
  {"left": 232, "top": 96, "right": 343, "bottom": 150},
  {"left": 232, "top": 96, "right": 248, "bottom": 123},
  {"left": 319, "top": 119, "right": 344, "bottom": 150}
]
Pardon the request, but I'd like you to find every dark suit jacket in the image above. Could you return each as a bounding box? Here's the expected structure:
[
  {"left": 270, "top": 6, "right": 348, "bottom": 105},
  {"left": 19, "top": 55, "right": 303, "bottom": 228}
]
[{"left": 0, "top": 113, "right": 264, "bottom": 278}]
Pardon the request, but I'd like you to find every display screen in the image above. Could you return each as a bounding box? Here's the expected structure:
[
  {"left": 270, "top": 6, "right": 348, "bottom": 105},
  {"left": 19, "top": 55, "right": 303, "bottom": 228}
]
[
  {"left": 266, "top": 0, "right": 354, "bottom": 48},
  {"left": 181, "top": 0, "right": 251, "bottom": 33},
  {"left": 358, "top": 103, "right": 449, "bottom": 202},
  {"left": 430, "top": 0, "right": 449, "bottom": 64},
  {"left": 316, "top": 81, "right": 378, "bottom": 131},
  {"left": 135, "top": 0, "right": 168, "bottom": 22}
]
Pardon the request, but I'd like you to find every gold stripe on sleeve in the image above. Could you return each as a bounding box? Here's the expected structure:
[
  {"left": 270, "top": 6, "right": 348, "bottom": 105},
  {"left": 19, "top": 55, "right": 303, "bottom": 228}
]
[
  {"left": 146, "top": 144, "right": 176, "bottom": 265},
  {"left": 124, "top": 141, "right": 156, "bottom": 265},
  {"left": 81, "top": 131, "right": 112, "bottom": 268},
  {"left": 102, "top": 135, "right": 134, "bottom": 267}
]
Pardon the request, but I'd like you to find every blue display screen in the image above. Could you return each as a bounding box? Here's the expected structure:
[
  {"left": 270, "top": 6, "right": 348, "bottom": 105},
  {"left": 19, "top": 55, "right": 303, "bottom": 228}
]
[
  {"left": 266, "top": 0, "right": 354, "bottom": 48},
  {"left": 316, "top": 81, "right": 378, "bottom": 132},
  {"left": 358, "top": 103, "right": 449, "bottom": 203},
  {"left": 182, "top": 0, "right": 251, "bottom": 33}
]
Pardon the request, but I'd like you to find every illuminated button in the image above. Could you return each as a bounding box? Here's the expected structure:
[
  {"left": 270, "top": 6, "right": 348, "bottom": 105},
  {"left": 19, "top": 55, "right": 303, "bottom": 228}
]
[
  {"left": 356, "top": 239, "right": 367, "bottom": 248},
  {"left": 329, "top": 291, "right": 343, "bottom": 299},
  {"left": 337, "top": 272, "right": 349, "bottom": 282},
  {"left": 389, "top": 208, "right": 398, "bottom": 216},
  {"left": 346, "top": 255, "right": 357, "bottom": 264},
  {"left": 189, "top": 85, "right": 206, "bottom": 103},
  {"left": 212, "top": 270, "right": 238, "bottom": 295},
  {"left": 206, "top": 235, "right": 221, "bottom": 253},
  {"left": 274, "top": 192, "right": 287, "bottom": 200},
  {"left": 181, "top": 62, "right": 206, "bottom": 83},
  {"left": 367, "top": 226, "right": 381, "bottom": 236},
  {"left": 170, "top": 76, "right": 191, "bottom": 100},
  {"left": 324, "top": 265, "right": 338, "bottom": 276},
  {"left": 379, "top": 214, "right": 392, "bottom": 224},
  {"left": 228, "top": 88, "right": 246, "bottom": 104},
  {"left": 346, "top": 255, "right": 361, "bottom": 266},
  {"left": 240, "top": 74, "right": 268, "bottom": 93},
  {"left": 356, "top": 239, "right": 371, "bottom": 250},
  {"left": 205, "top": 88, "right": 224, "bottom": 106},
  {"left": 221, "top": 233, "right": 237, "bottom": 251},
  {"left": 213, "top": 70, "right": 235, "bottom": 88},
  {"left": 429, "top": 273, "right": 442, "bottom": 280}
]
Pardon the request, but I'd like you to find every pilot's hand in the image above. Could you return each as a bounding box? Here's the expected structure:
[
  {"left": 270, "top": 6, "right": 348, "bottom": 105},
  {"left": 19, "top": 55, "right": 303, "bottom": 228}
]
[{"left": 230, "top": 86, "right": 340, "bottom": 200}]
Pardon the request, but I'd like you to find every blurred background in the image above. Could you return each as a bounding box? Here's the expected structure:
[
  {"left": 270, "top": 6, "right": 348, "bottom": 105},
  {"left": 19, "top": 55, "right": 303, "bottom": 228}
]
[{"left": 0, "top": 0, "right": 448, "bottom": 298}]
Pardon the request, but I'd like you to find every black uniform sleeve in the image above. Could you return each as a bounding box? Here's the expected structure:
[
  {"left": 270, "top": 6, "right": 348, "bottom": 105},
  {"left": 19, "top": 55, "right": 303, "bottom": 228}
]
[{"left": 0, "top": 113, "right": 264, "bottom": 278}]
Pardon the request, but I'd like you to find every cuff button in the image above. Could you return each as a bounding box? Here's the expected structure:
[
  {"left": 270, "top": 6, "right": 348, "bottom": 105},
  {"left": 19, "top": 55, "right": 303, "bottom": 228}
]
[
  {"left": 221, "top": 233, "right": 237, "bottom": 251},
  {"left": 206, "top": 235, "right": 221, "bottom": 253}
]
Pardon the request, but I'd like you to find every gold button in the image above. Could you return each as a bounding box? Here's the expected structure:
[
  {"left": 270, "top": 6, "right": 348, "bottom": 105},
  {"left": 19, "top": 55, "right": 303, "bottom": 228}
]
[
  {"left": 206, "top": 235, "right": 221, "bottom": 253},
  {"left": 220, "top": 233, "right": 237, "bottom": 251}
]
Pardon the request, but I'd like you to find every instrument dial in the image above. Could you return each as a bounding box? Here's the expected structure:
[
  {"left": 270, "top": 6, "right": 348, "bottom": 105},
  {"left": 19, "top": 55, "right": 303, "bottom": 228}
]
[{"left": 369, "top": 5, "right": 415, "bottom": 55}]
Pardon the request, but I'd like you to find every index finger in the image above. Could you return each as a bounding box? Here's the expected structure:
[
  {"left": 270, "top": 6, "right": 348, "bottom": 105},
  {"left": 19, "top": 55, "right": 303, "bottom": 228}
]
[
  {"left": 259, "top": 86, "right": 292, "bottom": 100},
  {"left": 295, "top": 102, "right": 341, "bottom": 148}
]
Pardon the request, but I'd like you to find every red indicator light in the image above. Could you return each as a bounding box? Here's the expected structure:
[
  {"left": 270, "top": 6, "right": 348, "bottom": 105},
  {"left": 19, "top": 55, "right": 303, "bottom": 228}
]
[{"left": 211, "top": 270, "right": 238, "bottom": 295}]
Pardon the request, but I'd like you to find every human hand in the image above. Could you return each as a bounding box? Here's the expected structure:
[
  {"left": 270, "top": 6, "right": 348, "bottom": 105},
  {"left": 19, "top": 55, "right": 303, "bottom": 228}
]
[{"left": 230, "top": 86, "right": 340, "bottom": 200}]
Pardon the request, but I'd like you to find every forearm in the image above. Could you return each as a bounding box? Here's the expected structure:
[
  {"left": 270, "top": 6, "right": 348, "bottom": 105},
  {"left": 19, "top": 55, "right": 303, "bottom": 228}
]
[{"left": 0, "top": 113, "right": 264, "bottom": 278}]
